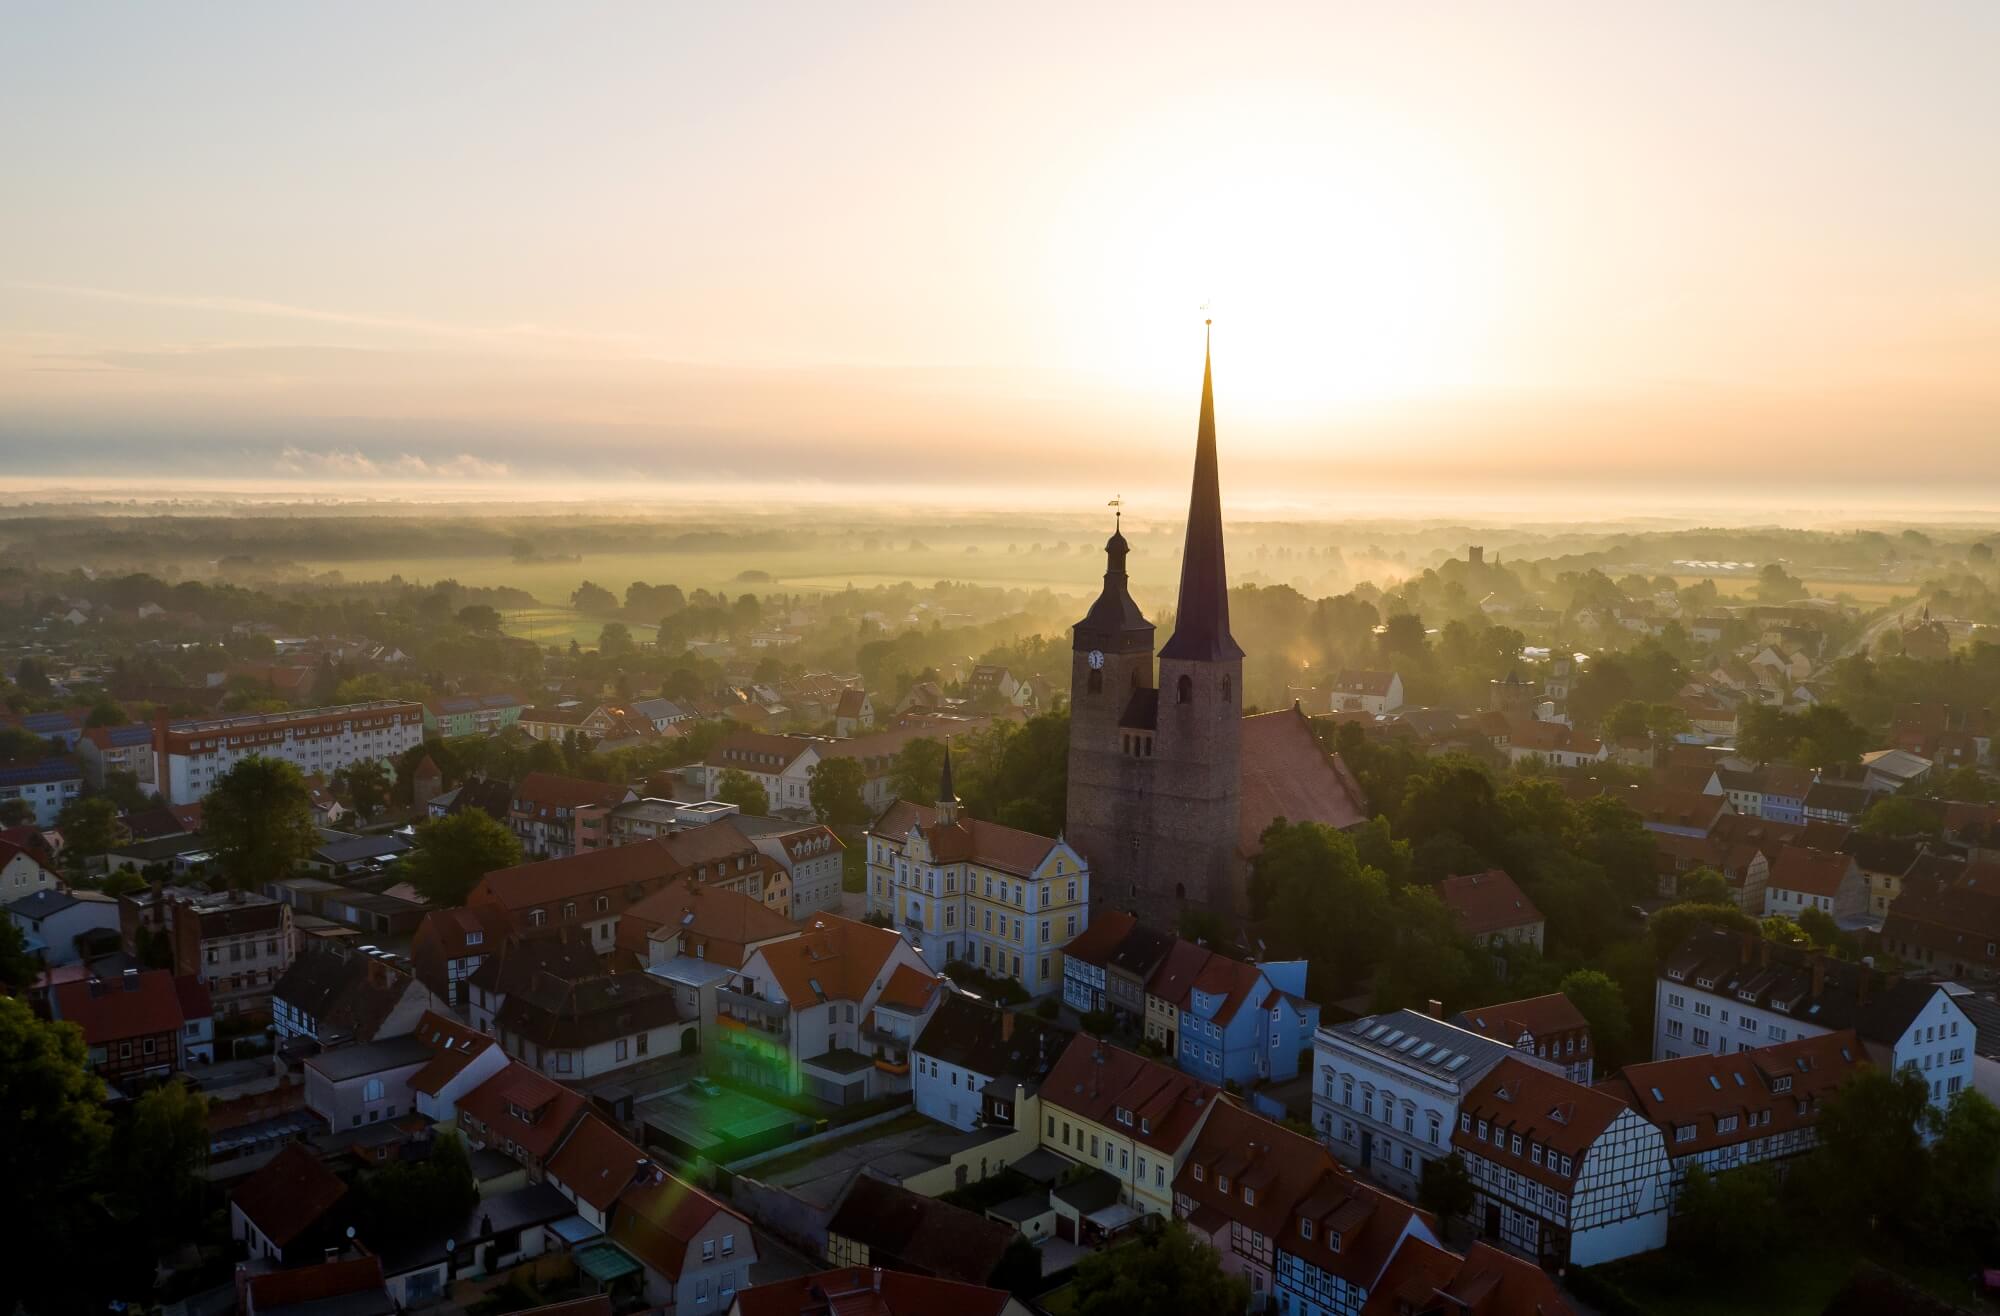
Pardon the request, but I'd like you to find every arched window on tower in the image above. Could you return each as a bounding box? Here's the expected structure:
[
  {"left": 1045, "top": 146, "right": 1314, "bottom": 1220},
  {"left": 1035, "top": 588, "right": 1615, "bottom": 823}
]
[
  {"left": 1177, "top": 674, "right": 1193, "bottom": 704},
  {"left": 1222, "top": 674, "right": 1232, "bottom": 703},
  {"left": 1088, "top": 668, "right": 1103, "bottom": 694}
]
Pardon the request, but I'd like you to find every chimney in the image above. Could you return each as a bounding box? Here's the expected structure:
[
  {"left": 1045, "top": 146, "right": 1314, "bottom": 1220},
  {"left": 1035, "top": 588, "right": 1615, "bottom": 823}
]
[
  {"left": 1001, "top": 1010, "right": 1015, "bottom": 1043},
  {"left": 123, "top": 968, "right": 141, "bottom": 991},
  {"left": 1426, "top": 999, "right": 1443, "bottom": 1019}
]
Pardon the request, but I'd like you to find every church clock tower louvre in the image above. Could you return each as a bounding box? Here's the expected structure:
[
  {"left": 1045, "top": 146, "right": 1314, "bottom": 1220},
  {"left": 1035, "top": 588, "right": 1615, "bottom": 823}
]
[{"left": 1065, "top": 325, "right": 1243, "bottom": 924}]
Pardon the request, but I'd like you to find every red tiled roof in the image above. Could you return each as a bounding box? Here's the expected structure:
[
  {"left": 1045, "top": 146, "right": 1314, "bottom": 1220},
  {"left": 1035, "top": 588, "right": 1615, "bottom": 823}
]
[
  {"left": 732, "top": 1267, "right": 1013, "bottom": 1316},
  {"left": 230, "top": 1143, "right": 347, "bottom": 1248},
  {"left": 1453, "top": 1056, "right": 1631, "bottom": 1194},
  {"left": 1598, "top": 1029, "right": 1861, "bottom": 1159},
  {"left": 1188, "top": 954, "right": 1262, "bottom": 1026},
  {"left": 616, "top": 876, "right": 799, "bottom": 968},
  {"left": 752, "top": 914, "right": 905, "bottom": 1010},
  {"left": 458, "top": 1062, "right": 586, "bottom": 1162},
  {"left": 1362, "top": 1238, "right": 1576, "bottom": 1316},
  {"left": 546, "top": 1112, "right": 649, "bottom": 1213},
  {"left": 1146, "top": 938, "right": 1214, "bottom": 1007},
  {"left": 51, "top": 969, "right": 185, "bottom": 1043},
  {"left": 877, "top": 962, "right": 945, "bottom": 1012},
  {"left": 1237, "top": 707, "right": 1368, "bottom": 857},
  {"left": 511, "top": 771, "right": 632, "bottom": 815},
  {"left": 245, "top": 1256, "right": 385, "bottom": 1311},
  {"left": 871, "top": 799, "right": 1062, "bottom": 876},
  {"left": 1454, "top": 992, "right": 1588, "bottom": 1047},
  {"left": 1769, "top": 845, "right": 1854, "bottom": 898},
  {"left": 1438, "top": 870, "right": 1544, "bottom": 938},
  {"left": 1332, "top": 670, "right": 1398, "bottom": 697},
  {"left": 611, "top": 1170, "right": 745, "bottom": 1282},
  {"left": 1058, "top": 908, "right": 1136, "bottom": 971},
  {"left": 407, "top": 1010, "right": 499, "bottom": 1096},
  {"left": 472, "top": 839, "right": 682, "bottom": 913},
  {"left": 1042, "top": 1036, "right": 1217, "bottom": 1154},
  {"left": 1178, "top": 1101, "right": 1430, "bottom": 1292}
]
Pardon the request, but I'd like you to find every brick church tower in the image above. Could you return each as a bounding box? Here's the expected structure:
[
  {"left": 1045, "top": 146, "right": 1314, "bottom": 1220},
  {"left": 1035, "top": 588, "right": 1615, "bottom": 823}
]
[{"left": 1066, "top": 328, "right": 1243, "bottom": 923}]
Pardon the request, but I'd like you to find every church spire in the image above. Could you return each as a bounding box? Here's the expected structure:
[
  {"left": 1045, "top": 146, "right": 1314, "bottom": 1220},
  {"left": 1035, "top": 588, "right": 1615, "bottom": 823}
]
[
  {"left": 1159, "top": 322, "right": 1243, "bottom": 662},
  {"left": 937, "top": 737, "right": 960, "bottom": 824}
]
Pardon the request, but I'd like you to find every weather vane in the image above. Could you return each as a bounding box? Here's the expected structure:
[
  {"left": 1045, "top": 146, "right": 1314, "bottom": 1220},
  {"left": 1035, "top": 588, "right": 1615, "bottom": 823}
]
[{"left": 1107, "top": 493, "right": 1123, "bottom": 530}]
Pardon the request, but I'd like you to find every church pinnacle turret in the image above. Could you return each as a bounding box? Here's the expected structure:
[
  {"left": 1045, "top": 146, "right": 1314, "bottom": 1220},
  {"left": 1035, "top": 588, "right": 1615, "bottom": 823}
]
[
  {"left": 937, "top": 737, "right": 960, "bottom": 825},
  {"left": 1159, "top": 322, "right": 1243, "bottom": 662}
]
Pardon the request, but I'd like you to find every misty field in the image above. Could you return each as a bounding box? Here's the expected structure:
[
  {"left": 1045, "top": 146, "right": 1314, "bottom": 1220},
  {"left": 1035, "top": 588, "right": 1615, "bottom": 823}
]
[{"left": 298, "top": 546, "right": 1127, "bottom": 607}]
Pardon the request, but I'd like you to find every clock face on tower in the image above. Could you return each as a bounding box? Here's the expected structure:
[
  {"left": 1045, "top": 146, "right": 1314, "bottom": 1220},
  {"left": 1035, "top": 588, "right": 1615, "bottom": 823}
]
[{"left": 1088, "top": 649, "right": 1104, "bottom": 670}]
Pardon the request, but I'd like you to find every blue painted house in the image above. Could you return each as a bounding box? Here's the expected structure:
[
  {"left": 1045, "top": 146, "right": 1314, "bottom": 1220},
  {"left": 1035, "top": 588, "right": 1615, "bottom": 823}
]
[{"left": 1174, "top": 954, "right": 1318, "bottom": 1087}]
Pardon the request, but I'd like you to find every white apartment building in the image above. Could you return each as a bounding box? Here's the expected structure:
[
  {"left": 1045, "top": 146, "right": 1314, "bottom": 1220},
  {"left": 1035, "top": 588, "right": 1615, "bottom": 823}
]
[
  {"left": 1312, "top": 1009, "right": 1550, "bottom": 1201},
  {"left": 156, "top": 701, "right": 424, "bottom": 803},
  {"left": 1656, "top": 926, "right": 1973, "bottom": 1108},
  {"left": 866, "top": 791, "right": 1089, "bottom": 999}
]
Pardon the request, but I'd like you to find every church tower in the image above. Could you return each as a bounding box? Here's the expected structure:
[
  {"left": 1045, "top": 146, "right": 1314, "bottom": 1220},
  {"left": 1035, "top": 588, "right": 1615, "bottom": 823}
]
[
  {"left": 1065, "top": 326, "right": 1242, "bottom": 922},
  {"left": 1149, "top": 325, "right": 1243, "bottom": 910}
]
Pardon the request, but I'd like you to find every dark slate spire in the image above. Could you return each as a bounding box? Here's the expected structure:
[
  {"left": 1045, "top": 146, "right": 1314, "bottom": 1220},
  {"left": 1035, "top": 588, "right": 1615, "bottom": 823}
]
[
  {"left": 1159, "top": 324, "right": 1243, "bottom": 662},
  {"left": 938, "top": 737, "right": 959, "bottom": 823},
  {"left": 1076, "top": 512, "right": 1153, "bottom": 644}
]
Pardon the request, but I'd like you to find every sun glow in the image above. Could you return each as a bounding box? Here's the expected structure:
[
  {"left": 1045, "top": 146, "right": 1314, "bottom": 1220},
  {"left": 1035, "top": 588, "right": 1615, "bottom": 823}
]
[{"left": 1042, "top": 88, "right": 1511, "bottom": 421}]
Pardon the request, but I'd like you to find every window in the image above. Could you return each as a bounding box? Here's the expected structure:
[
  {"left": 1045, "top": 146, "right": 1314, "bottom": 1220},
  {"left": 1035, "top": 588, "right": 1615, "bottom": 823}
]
[
  {"left": 702, "top": 1240, "right": 715, "bottom": 1261},
  {"left": 364, "top": 1077, "right": 385, "bottom": 1102},
  {"left": 1244, "top": 1187, "right": 1255, "bottom": 1206},
  {"left": 1193, "top": 1164, "right": 1204, "bottom": 1182},
  {"left": 1177, "top": 675, "right": 1193, "bottom": 703},
  {"left": 616, "top": 1038, "right": 629, "bottom": 1061},
  {"left": 1300, "top": 1219, "right": 1313, "bottom": 1240},
  {"left": 722, "top": 1233, "right": 735, "bottom": 1256}
]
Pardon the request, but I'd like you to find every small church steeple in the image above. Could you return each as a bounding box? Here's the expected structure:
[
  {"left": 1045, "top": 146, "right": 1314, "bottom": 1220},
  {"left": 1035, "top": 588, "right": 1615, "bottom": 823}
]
[
  {"left": 1160, "top": 321, "right": 1243, "bottom": 662},
  {"left": 937, "top": 738, "right": 960, "bottom": 825}
]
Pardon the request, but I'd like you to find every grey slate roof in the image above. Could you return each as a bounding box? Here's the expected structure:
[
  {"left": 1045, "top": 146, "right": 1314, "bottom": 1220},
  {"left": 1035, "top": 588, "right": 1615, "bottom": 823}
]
[{"left": 1320, "top": 1008, "right": 1516, "bottom": 1086}]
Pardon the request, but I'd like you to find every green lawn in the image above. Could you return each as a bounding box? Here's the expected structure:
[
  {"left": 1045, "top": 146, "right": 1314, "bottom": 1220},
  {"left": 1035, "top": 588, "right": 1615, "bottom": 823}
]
[{"left": 1587, "top": 1245, "right": 1980, "bottom": 1316}]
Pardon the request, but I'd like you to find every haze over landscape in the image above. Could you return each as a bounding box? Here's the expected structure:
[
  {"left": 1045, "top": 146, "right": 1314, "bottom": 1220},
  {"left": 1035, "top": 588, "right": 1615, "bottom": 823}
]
[
  {"left": 12, "top": 9, "right": 2000, "bottom": 1316},
  {"left": 4, "top": 2, "right": 1998, "bottom": 510}
]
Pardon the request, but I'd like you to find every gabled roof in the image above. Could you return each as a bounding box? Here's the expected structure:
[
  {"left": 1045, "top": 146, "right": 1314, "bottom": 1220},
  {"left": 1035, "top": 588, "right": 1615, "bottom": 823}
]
[
  {"left": 610, "top": 1170, "right": 747, "bottom": 1283},
  {"left": 824, "top": 1174, "right": 1016, "bottom": 1286},
  {"left": 1452, "top": 992, "right": 1589, "bottom": 1046},
  {"left": 1237, "top": 707, "right": 1368, "bottom": 856},
  {"left": 1058, "top": 908, "right": 1137, "bottom": 972},
  {"left": 473, "top": 839, "right": 684, "bottom": 913},
  {"left": 1455, "top": 1057, "right": 1635, "bottom": 1193},
  {"left": 870, "top": 799, "right": 1063, "bottom": 876},
  {"left": 1178, "top": 1100, "right": 1429, "bottom": 1292},
  {"left": 230, "top": 1143, "right": 347, "bottom": 1248},
  {"left": 510, "top": 772, "right": 633, "bottom": 815},
  {"left": 407, "top": 1010, "right": 501, "bottom": 1095},
  {"left": 1187, "top": 953, "right": 1263, "bottom": 1025},
  {"left": 1332, "top": 669, "right": 1399, "bottom": 696},
  {"left": 1768, "top": 845, "right": 1854, "bottom": 898},
  {"left": 1360, "top": 1238, "right": 1576, "bottom": 1316},
  {"left": 751, "top": 914, "right": 907, "bottom": 1009},
  {"left": 546, "top": 1112, "right": 649, "bottom": 1213},
  {"left": 1146, "top": 938, "right": 1214, "bottom": 1007},
  {"left": 1598, "top": 1029, "right": 1860, "bottom": 1158},
  {"left": 1437, "top": 870, "right": 1543, "bottom": 938},
  {"left": 912, "top": 992, "right": 1075, "bottom": 1083},
  {"left": 51, "top": 968, "right": 185, "bottom": 1042},
  {"left": 617, "top": 876, "right": 798, "bottom": 968},
  {"left": 1041, "top": 1036, "right": 1217, "bottom": 1154},
  {"left": 458, "top": 1062, "right": 587, "bottom": 1162}
]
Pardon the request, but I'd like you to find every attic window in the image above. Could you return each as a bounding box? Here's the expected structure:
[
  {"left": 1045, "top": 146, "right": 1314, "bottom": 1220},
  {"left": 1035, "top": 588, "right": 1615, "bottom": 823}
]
[
  {"left": 1218, "top": 1175, "right": 1231, "bottom": 1194},
  {"left": 1140, "top": 1117, "right": 1151, "bottom": 1134},
  {"left": 1328, "top": 1231, "right": 1342, "bottom": 1254},
  {"left": 1299, "top": 1219, "right": 1313, "bottom": 1240},
  {"left": 1244, "top": 1187, "right": 1256, "bottom": 1206}
]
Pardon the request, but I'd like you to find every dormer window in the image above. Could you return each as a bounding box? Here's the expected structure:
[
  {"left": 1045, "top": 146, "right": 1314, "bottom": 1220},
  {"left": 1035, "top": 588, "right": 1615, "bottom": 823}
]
[
  {"left": 1192, "top": 1164, "right": 1204, "bottom": 1183},
  {"left": 1243, "top": 1187, "right": 1255, "bottom": 1206},
  {"left": 1299, "top": 1219, "right": 1313, "bottom": 1241},
  {"left": 1218, "top": 1175, "right": 1230, "bottom": 1194},
  {"left": 1328, "top": 1231, "right": 1342, "bottom": 1254}
]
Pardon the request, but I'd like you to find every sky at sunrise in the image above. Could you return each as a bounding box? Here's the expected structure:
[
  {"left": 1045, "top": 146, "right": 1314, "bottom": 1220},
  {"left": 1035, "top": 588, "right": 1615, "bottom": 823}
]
[{"left": 3, "top": 2, "right": 1997, "bottom": 509}]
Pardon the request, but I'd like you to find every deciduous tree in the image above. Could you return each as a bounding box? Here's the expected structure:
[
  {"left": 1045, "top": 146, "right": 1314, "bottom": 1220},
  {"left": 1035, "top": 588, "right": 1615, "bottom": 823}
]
[
  {"left": 808, "top": 755, "right": 871, "bottom": 828},
  {"left": 203, "top": 754, "right": 321, "bottom": 888},
  {"left": 403, "top": 810, "right": 523, "bottom": 906},
  {"left": 715, "top": 769, "right": 769, "bottom": 817},
  {"left": 1068, "top": 1219, "right": 1248, "bottom": 1316}
]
